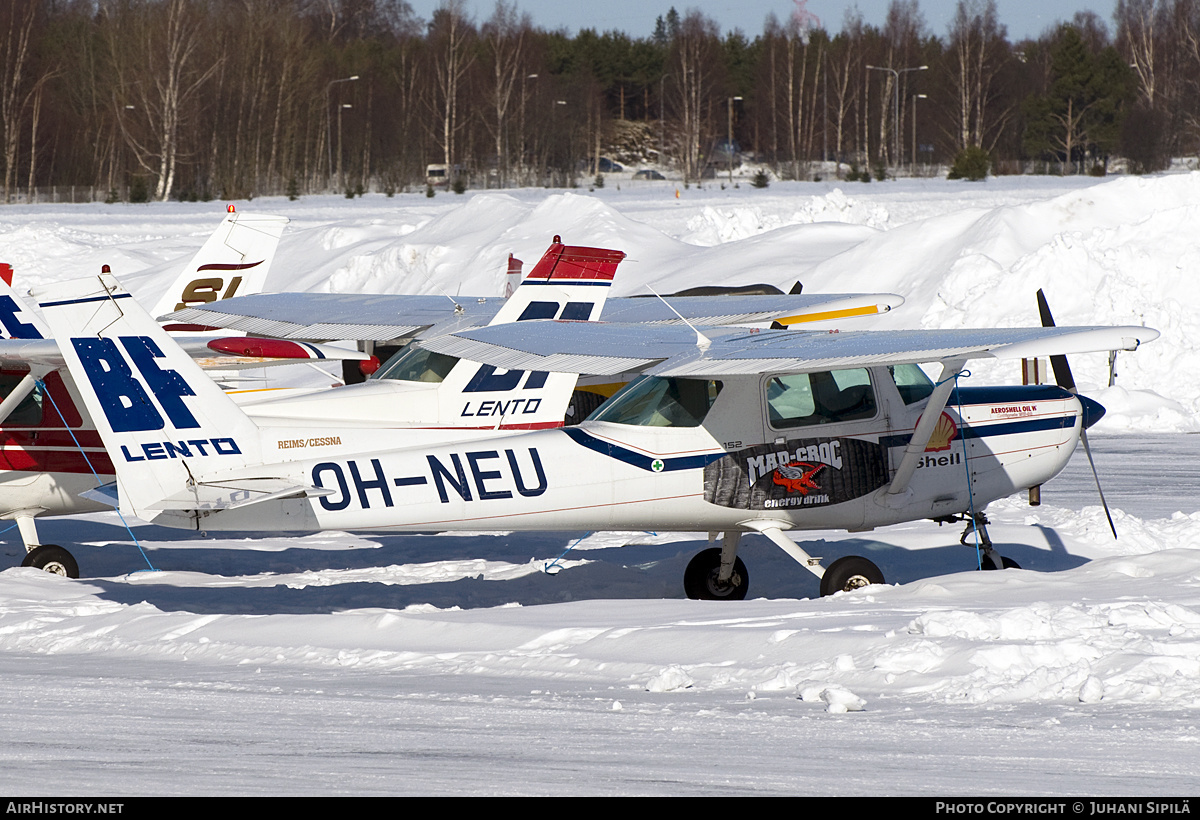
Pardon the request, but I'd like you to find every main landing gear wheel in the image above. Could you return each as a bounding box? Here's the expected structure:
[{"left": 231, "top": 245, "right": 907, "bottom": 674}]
[
  {"left": 819, "top": 555, "right": 884, "bottom": 597},
  {"left": 981, "top": 554, "right": 1021, "bottom": 570},
  {"left": 21, "top": 544, "right": 79, "bottom": 579},
  {"left": 683, "top": 547, "right": 749, "bottom": 601}
]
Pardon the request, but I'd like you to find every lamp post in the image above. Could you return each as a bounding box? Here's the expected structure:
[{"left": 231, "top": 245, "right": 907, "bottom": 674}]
[
  {"left": 336, "top": 103, "right": 352, "bottom": 190},
  {"left": 659, "top": 73, "right": 670, "bottom": 174},
  {"left": 911, "top": 93, "right": 927, "bottom": 176},
  {"left": 520, "top": 73, "right": 538, "bottom": 184},
  {"left": 866, "top": 64, "right": 926, "bottom": 169},
  {"left": 325, "top": 75, "right": 359, "bottom": 189},
  {"left": 727, "top": 96, "right": 742, "bottom": 184}
]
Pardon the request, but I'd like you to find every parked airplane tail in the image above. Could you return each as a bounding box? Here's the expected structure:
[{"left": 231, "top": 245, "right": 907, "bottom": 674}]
[
  {"left": 152, "top": 208, "right": 289, "bottom": 326},
  {"left": 39, "top": 275, "right": 269, "bottom": 519},
  {"left": 407, "top": 238, "right": 625, "bottom": 431},
  {"left": 0, "top": 270, "right": 50, "bottom": 340},
  {"left": 488, "top": 238, "right": 624, "bottom": 326}
]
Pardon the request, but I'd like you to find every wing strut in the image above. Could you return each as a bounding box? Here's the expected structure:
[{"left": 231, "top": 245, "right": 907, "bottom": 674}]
[
  {"left": 0, "top": 370, "right": 40, "bottom": 426},
  {"left": 880, "top": 358, "right": 967, "bottom": 504}
]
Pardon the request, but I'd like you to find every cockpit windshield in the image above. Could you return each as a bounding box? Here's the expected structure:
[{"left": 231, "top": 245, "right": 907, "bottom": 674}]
[
  {"left": 589, "top": 376, "right": 722, "bottom": 427},
  {"left": 889, "top": 363, "right": 936, "bottom": 405},
  {"left": 372, "top": 344, "right": 459, "bottom": 383}
]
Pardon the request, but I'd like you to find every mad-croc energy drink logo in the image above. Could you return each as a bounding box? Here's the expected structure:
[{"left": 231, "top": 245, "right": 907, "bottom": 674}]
[
  {"left": 704, "top": 436, "right": 888, "bottom": 511},
  {"left": 773, "top": 461, "right": 825, "bottom": 495}
]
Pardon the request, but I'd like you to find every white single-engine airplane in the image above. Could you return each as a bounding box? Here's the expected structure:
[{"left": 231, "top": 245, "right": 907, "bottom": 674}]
[
  {"left": 38, "top": 265, "right": 1158, "bottom": 598},
  {"left": 2, "top": 237, "right": 904, "bottom": 576}
]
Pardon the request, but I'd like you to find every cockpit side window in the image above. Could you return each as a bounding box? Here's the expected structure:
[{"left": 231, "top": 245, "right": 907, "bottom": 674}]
[
  {"left": 767, "top": 368, "right": 876, "bottom": 428},
  {"left": 373, "top": 344, "right": 459, "bottom": 383},
  {"left": 889, "top": 363, "right": 936, "bottom": 405},
  {"left": 590, "top": 376, "right": 723, "bottom": 427}
]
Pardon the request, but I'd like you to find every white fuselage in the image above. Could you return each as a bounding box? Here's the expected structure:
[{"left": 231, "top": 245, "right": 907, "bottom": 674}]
[{"left": 146, "top": 370, "right": 1084, "bottom": 536}]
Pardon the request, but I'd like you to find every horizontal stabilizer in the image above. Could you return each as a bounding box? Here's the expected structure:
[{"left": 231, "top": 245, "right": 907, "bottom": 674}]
[{"left": 150, "top": 478, "right": 334, "bottom": 512}]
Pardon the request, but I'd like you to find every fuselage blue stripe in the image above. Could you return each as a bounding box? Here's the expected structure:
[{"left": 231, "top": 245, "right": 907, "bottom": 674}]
[{"left": 563, "top": 427, "right": 725, "bottom": 472}]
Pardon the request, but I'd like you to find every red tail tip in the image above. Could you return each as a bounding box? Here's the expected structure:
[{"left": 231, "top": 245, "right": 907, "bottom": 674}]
[
  {"left": 0, "top": 263, "right": 11, "bottom": 286},
  {"left": 359, "top": 356, "right": 381, "bottom": 377}
]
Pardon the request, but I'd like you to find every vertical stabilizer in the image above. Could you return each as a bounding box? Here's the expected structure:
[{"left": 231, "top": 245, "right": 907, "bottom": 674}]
[
  {"left": 152, "top": 209, "right": 289, "bottom": 324},
  {"left": 0, "top": 272, "right": 50, "bottom": 340},
  {"left": 392, "top": 238, "right": 625, "bottom": 430},
  {"left": 39, "top": 275, "right": 263, "bottom": 518}
]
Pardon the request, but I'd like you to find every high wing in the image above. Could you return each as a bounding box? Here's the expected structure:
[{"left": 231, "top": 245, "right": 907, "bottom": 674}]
[
  {"left": 419, "top": 321, "right": 1161, "bottom": 377},
  {"left": 159, "top": 291, "right": 906, "bottom": 342}
]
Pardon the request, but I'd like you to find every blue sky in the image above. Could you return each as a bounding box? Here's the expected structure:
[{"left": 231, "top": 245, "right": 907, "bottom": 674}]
[{"left": 407, "top": 1, "right": 1116, "bottom": 43}]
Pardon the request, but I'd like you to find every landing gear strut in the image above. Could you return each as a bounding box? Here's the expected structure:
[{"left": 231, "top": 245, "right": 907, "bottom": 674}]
[
  {"left": 683, "top": 533, "right": 749, "bottom": 600},
  {"left": 957, "top": 511, "right": 1020, "bottom": 571},
  {"left": 683, "top": 548, "right": 749, "bottom": 600},
  {"left": 682, "top": 526, "right": 887, "bottom": 600}
]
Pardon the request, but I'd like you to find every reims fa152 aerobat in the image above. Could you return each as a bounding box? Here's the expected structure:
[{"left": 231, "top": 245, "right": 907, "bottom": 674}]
[
  {"left": 37, "top": 264, "right": 1158, "bottom": 598},
  {"left": 0, "top": 237, "right": 900, "bottom": 576}
]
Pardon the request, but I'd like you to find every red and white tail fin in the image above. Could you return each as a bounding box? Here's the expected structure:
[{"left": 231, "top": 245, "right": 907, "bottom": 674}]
[
  {"left": 152, "top": 207, "right": 289, "bottom": 325},
  {"left": 0, "top": 267, "right": 50, "bottom": 340},
  {"left": 379, "top": 238, "right": 625, "bottom": 430},
  {"left": 504, "top": 253, "right": 523, "bottom": 298}
]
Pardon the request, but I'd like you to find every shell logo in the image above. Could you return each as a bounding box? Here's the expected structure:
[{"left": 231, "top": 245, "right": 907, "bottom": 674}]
[{"left": 924, "top": 411, "right": 959, "bottom": 452}]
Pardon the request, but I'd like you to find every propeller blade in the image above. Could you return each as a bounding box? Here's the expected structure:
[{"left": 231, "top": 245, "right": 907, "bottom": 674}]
[
  {"left": 1080, "top": 427, "right": 1118, "bottom": 539},
  {"left": 1038, "top": 289, "right": 1117, "bottom": 539},
  {"left": 1036, "top": 288, "right": 1076, "bottom": 391}
]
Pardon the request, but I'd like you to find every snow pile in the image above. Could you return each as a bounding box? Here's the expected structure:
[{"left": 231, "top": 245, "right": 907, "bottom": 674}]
[
  {"left": 681, "top": 189, "right": 888, "bottom": 246},
  {"left": 1, "top": 176, "right": 1200, "bottom": 793}
]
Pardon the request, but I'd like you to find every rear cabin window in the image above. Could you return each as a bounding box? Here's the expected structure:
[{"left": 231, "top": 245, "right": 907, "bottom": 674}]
[{"left": 767, "top": 368, "right": 877, "bottom": 429}]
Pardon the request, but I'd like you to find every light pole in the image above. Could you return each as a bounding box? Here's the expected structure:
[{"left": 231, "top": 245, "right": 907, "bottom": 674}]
[
  {"left": 659, "top": 73, "right": 670, "bottom": 174},
  {"left": 727, "top": 96, "right": 742, "bottom": 184},
  {"left": 911, "top": 93, "right": 927, "bottom": 176},
  {"left": 325, "top": 75, "right": 359, "bottom": 189},
  {"left": 866, "top": 64, "right": 926, "bottom": 170},
  {"left": 520, "top": 73, "right": 538, "bottom": 184},
  {"left": 336, "top": 103, "right": 352, "bottom": 190}
]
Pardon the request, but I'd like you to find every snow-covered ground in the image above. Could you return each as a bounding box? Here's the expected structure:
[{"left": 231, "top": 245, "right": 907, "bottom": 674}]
[{"left": 1, "top": 174, "right": 1198, "bottom": 796}]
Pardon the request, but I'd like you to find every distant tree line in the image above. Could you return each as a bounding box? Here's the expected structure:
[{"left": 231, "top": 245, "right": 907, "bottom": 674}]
[{"left": 2, "top": 0, "right": 1197, "bottom": 203}]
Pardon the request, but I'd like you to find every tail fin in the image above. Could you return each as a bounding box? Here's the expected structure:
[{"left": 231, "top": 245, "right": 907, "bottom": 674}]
[
  {"left": 504, "top": 253, "right": 523, "bottom": 298},
  {"left": 152, "top": 208, "right": 289, "bottom": 324},
  {"left": 488, "top": 238, "right": 624, "bottom": 325},
  {"left": 0, "top": 269, "right": 50, "bottom": 340},
  {"left": 422, "top": 238, "right": 625, "bottom": 430},
  {"left": 38, "top": 274, "right": 264, "bottom": 518}
]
